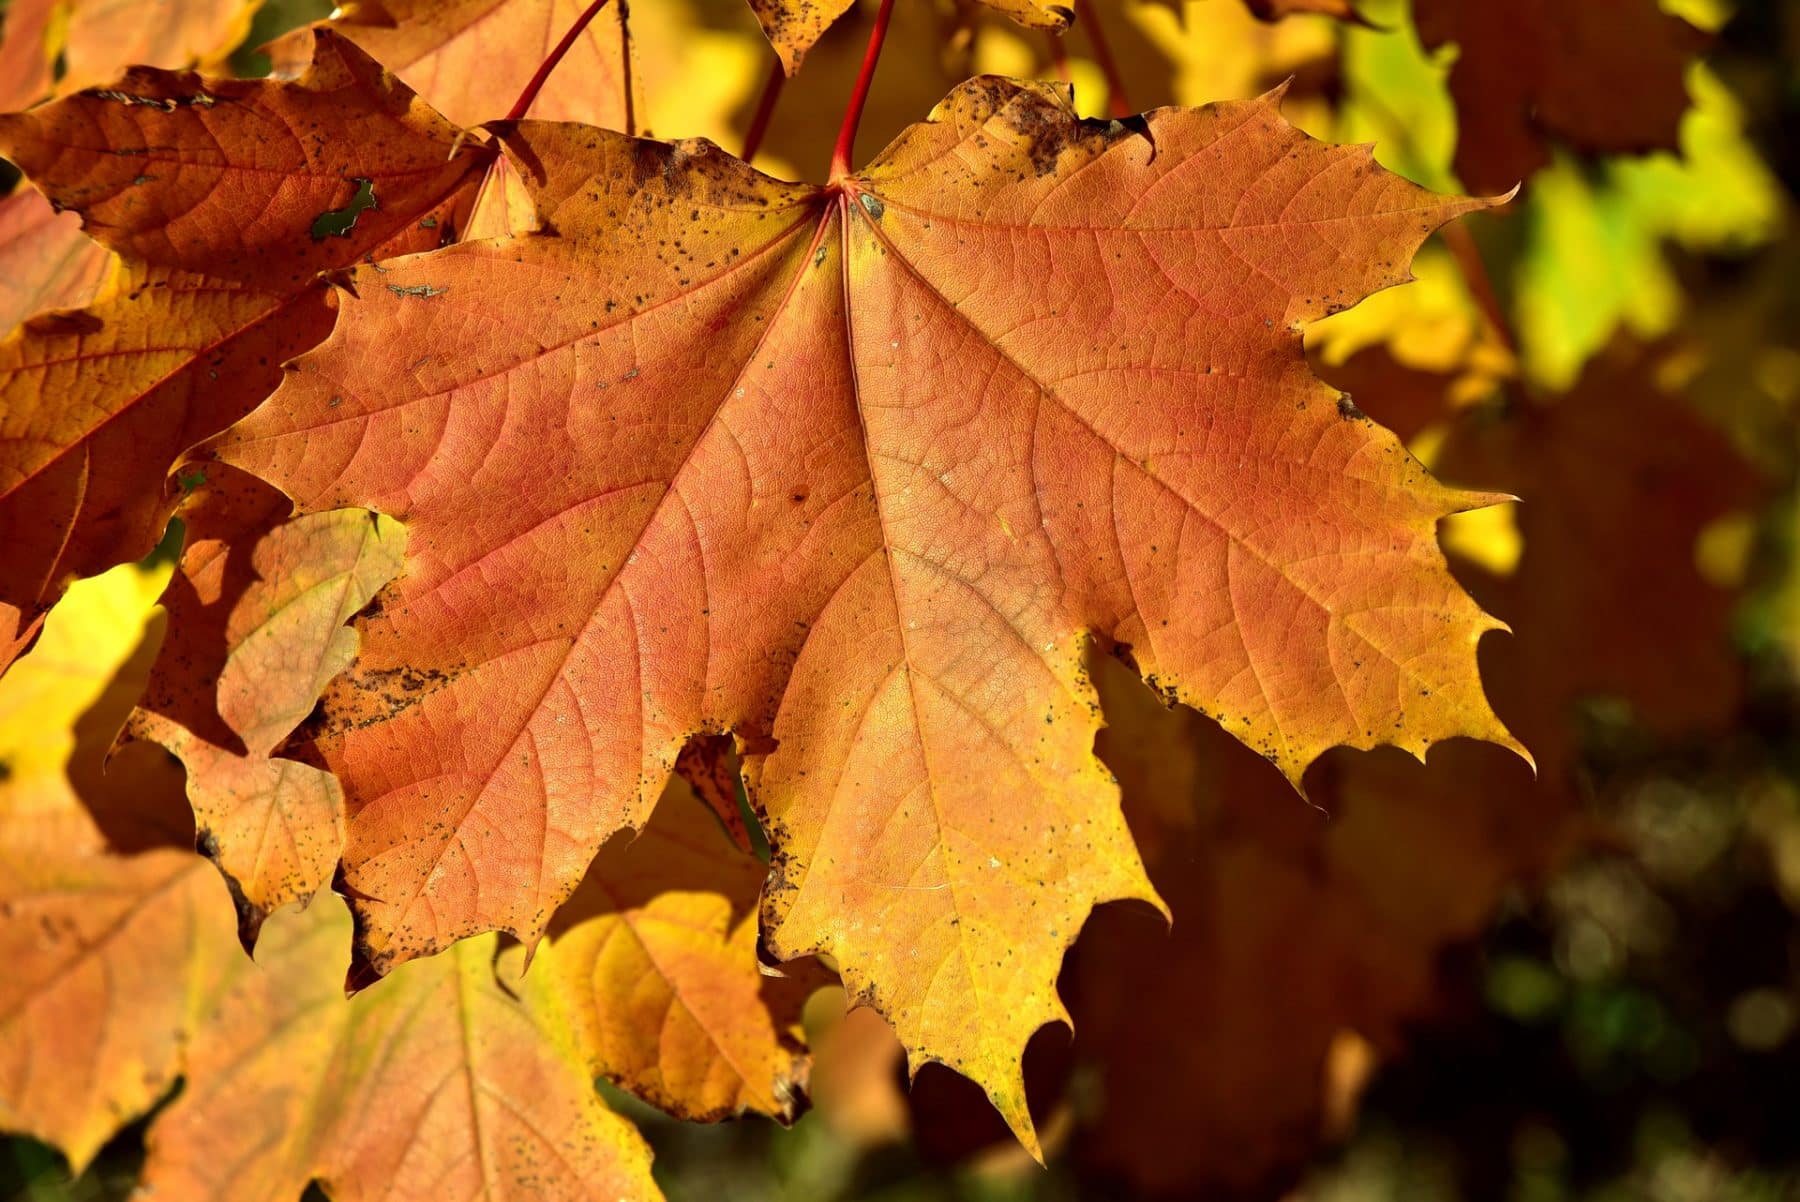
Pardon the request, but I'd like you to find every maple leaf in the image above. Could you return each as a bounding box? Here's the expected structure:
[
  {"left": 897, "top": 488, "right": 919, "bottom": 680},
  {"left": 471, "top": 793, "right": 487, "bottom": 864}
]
[
  {"left": 1432, "top": 345, "right": 1759, "bottom": 778},
  {"left": 0, "top": 32, "right": 485, "bottom": 672},
  {"left": 138, "top": 896, "right": 661, "bottom": 1202},
  {"left": 268, "top": 0, "right": 640, "bottom": 128},
  {"left": 0, "top": 570, "right": 660, "bottom": 1197},
  {"left": 0, "top": 848, "right": 238, "bottom": 1172},
  {"left": 0, "top": 556, "right": 178, "bottom": 860},
  {"left": 1067, "top": 653, "right": 1559, "bottom": 1196},
  {"left": 752, "top": 0, "right": 1070, "bottom": 74},
  {"left": 1412, "top": 0, "right": 1709, "bottom": 194},
  {"left": 528, "top": 772, "right": 826, "bottom": 1123},
  {"left": 0, "top": 560, "right": 237, "bottom": 1173},
  {"left": 132, "top": 466, "right": 406, "bottom": 945},
  {"left": 0, "top": 0, "right": 257, "bottom": 110},
  {"left": 216, "top": 76, "right": 1518, "bottom": 1145},
  {"left": 0, "top": 187, "right": 116, "bottom": 339},
  {"left": 0, "top": 0, "right": 57, "bottom": 112}
]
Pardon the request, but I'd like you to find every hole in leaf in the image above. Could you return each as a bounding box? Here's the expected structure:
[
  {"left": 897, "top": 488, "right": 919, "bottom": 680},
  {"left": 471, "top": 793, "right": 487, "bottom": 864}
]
[{"left": 310, "top": 177, "right": 379, "bottom": 241}]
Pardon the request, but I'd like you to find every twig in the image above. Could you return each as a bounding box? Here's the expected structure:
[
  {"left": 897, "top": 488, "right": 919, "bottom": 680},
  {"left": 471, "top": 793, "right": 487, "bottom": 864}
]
[
  {"left": 1440, "top": 220, "right": 1518, "bottom": 358},
  {"left": 743, "top": 57, "right": 786, "bottom": 162}
]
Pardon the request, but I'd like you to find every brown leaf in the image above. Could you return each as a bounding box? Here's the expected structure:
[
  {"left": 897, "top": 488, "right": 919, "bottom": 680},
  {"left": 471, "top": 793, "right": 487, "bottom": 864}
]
[
  {"left": 1066, "top": 654, "right": 1563, "bottom": 1197},
  {"left": 1414, "top": 0, "right": 1709, "bottom": 192},
  {"left": 1435, "top": 345, "right": 1760, "bottom": 777}
]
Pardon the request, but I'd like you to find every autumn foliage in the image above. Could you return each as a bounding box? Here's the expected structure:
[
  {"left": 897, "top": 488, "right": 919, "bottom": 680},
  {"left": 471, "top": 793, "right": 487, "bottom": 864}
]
[{"left": 0, "top": 0, "right": 1791, "bottom": 1198}]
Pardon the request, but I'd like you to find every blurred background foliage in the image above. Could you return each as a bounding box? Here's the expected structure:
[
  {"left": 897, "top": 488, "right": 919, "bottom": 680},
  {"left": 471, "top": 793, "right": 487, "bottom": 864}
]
[{"left": 5, "top": 0, "right": 1800, "bottom": 1198}]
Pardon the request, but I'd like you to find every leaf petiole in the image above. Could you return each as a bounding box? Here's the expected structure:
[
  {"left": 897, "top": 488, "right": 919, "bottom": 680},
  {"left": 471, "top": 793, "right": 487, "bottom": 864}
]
[
  {"left": 503, "top": 0, "right": 615, "bottom": 123},
  {"left": 1076, "top": 0, "right": 1132, "bottom": 118},
  {"left": 827, "top": 0, "right": 897, "bottom": 183}
]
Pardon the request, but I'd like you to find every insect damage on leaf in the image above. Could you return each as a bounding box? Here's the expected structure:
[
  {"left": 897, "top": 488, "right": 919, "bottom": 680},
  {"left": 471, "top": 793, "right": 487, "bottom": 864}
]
[
  {"left": 216, "top": 73, "right": 1523, "bottom": 1152},
  {"left": 310, "top": 176, "right": 379, "bottom": 240},
  {"left": 87, "top": 87, "right": 224, "bottom": 109}
]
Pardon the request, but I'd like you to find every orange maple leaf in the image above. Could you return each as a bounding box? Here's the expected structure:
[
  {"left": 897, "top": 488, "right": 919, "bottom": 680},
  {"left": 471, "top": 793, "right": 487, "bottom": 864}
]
[
  {"left": 267, "top": 0, "right": 641, "bottom": 129},
  {"left": 131, "top": 466, "right": 406, "bottom": 945},
  {"left": 0, "top": 0, "right": 257, "bottom": 110},
  {"left": 215, "top": 77, "right": 1521, "bottom": 1146},
  {"left": 0, "top": 186, "right": 116, "bottom": 338},
  {"left": 0, "top": 32, "right": 486, "bottom": 675}
]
